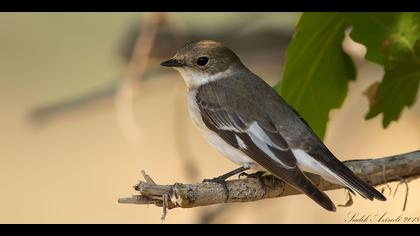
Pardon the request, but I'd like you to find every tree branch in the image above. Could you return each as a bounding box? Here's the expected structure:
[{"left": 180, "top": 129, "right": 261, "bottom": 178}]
[{"left": 119, "top": 150, "right": 420, "bottom": 212}]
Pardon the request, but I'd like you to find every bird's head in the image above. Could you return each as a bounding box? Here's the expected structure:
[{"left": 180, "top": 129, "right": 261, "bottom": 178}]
[{"left": 160, "top": 40, "right": 243, "bottom": 89}]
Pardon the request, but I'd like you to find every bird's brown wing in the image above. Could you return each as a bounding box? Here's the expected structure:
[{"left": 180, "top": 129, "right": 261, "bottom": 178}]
[{"left": 196, "top": 83, "right": 336, "bottom": 211}]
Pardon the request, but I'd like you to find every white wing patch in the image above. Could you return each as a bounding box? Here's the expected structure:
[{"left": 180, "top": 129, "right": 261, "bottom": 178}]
[
  {"left": 248, "top": 122, "right": 293, "bottom": 169},
  {"left": 249, "top": 122, "right": 288, "bottom": 151}
]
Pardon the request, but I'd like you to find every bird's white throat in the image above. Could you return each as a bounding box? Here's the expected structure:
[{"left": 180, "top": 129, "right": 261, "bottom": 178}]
[{"left": 175, "top": 66, "right": 235, "bottom": 89}]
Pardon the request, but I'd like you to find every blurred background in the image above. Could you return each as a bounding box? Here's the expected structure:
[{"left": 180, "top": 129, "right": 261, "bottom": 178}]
[{"left": 0, "top": 12, "right": 419, "bottom": 224}]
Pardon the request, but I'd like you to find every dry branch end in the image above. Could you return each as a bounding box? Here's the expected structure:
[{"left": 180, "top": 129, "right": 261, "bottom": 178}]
[{"left": 119, "top": 150, "right": 420, "bottom": 213}]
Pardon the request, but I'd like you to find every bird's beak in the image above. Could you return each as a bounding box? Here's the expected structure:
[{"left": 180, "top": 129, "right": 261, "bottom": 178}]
[{"left": 160, "top": 58, "right": 185, "bottom": 67}]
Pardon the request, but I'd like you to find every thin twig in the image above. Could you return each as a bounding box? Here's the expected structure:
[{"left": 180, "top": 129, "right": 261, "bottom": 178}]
[
  {"left": 403, "top": 179, "right": 409, "bottom": 211},
  {"left": 162, "top": 193, "right": 169, "bottom": 221},
  {"left": 337, "top": 189, "right": 354, "bottom": 208},
  {"left": 142, "top": 170, "right": 157, "bottom": 185}
]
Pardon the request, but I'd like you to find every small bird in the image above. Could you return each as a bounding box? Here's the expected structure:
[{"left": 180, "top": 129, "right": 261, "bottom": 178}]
[{"left": 160, "top": 40, "right": 386, "bottom": 211}]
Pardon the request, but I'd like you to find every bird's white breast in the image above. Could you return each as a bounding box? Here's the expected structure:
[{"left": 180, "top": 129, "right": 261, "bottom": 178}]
[{"left": 187, "top": 89, "right": 260, "bottom": 170}]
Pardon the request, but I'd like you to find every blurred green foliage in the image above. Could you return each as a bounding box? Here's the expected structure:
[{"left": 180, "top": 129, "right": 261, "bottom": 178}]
[{"left": 276, "top": 12, "right": 420, "bottom": 139}]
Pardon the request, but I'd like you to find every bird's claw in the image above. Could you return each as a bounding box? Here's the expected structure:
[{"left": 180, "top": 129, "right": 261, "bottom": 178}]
[{"left": 238, "top": 171, "right": 265, "bottom": 179}]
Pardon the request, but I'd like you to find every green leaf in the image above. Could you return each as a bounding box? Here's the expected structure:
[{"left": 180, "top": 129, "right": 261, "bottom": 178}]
[
  {"left": 276, "top": 13, "right": 356, "bottom": 139},
  {"left": 364, "top": 39, "right": 420, "bottom": 127},
  {"left": 347, "top": 13, "right": 420, "bottom": 127},
  {"left": 346, "top": 13, "right": 403, "bottom": 65}
]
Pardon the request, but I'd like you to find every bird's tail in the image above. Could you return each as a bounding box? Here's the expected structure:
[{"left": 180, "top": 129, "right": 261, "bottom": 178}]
[
  {"left": 289, "top": 170, "right": 337, "bottom": 212},
  {"left": 331, "top": 166, "right": 386, "bottom": 201},
  {"left": 320, "top": 150, "right": 386, "bottom": 201},
  {"left": 268, "top": 165, "right": 336, "bottom": 212}
]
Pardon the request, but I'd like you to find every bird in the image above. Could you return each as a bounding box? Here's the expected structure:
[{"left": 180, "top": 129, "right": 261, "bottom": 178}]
[{"left": 160, "top": 40, "right": 386, "bottom": 211}]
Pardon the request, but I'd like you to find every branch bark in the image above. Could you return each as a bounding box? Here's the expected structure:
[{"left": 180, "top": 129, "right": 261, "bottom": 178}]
[{"left": 119, "top": 150, "right": 420, "bottom": 212}]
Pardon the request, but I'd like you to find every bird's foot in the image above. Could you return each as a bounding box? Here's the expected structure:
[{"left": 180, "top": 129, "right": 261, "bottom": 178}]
[
  {"left": 238, "top": 170, "right": 266, "bottom": 179},
  {"left": 203, "top": 177, "right": 230, "bottom": 202},
  {"left": 239, "top": 171, "right": 267, "bottom": 196}
]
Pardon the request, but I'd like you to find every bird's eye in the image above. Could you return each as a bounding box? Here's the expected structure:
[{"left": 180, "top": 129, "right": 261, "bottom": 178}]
[{"left": 197, "top": 57, "right": 209, "bottom": 66}]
